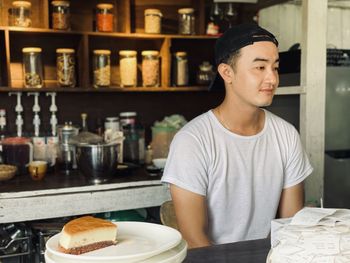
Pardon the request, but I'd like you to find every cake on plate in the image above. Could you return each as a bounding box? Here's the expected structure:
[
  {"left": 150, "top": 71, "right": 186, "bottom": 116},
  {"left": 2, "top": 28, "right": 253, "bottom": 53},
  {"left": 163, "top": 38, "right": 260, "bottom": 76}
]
[
  {"left": 268, "top": 208, "right": 350, "bottom": 262},
  {"left": 58, "top": 216, "right": 117, "bottom": 255}
]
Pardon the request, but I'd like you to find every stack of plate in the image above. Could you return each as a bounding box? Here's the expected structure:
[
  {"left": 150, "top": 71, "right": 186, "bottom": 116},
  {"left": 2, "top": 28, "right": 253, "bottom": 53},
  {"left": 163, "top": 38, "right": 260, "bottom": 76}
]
[{"left": 45, "top": 221, "right": 187, "bottom": 263}]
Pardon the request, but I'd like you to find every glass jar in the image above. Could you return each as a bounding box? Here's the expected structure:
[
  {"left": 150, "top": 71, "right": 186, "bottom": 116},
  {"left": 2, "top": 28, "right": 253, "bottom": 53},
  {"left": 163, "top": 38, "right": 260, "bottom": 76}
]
[
  {"left": 119, "top": 112, "right": 145, "bottom": 164},
  {"left": 51, "top": 1, "right": 70, "bottom": 30},
  {"left": 144, "top": 9, "right": 162, "bottom": 34},
  {"left": 142, "top": 50, "right": 160, "bottom": 87},
  {"left": 104, "top": 117, "right": 120, "bottom": 132},
  {"left": 9, "top": 1, "right": 32, "bottom": 27},
  {"left": 22, "top": 47, "right": 43, "bottom": 88},
  {"left": 178, "top": 8, "right": 195, "bottom": 35},
  {"left": 93, "top": 49, "right": 111, "bottom": 88},
  {"left": 119, "top": 50, "right": 137, "bottom": 87},
  {"left": 96, "top": 3, "right": 114, "bottom": 32},
  {"left": 196, "top": 61, "right": 215, "bottom": 86},
  {"left": 56, "top": 48, "right": 76, "bottom": 87},
  {"left": 173, "top": 51, "right": 189, "bottom": 86}
]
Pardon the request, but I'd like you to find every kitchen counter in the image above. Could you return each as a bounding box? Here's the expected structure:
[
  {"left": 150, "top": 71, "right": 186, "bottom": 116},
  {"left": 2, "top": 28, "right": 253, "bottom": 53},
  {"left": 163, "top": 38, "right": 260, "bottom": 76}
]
[{"left": 0, "top": 166, "right": 171, "bottom": 224}]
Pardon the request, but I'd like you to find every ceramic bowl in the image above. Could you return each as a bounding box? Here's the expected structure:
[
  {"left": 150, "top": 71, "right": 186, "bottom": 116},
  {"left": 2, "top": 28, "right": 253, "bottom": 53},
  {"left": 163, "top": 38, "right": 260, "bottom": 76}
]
[{"left": 152, "top": 158, "right": 167, "bottom": 169}]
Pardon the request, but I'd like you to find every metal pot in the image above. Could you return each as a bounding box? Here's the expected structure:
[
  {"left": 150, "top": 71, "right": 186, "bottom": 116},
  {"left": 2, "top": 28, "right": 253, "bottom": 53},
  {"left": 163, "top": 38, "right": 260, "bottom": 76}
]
[{"left": 76, "top": 142, "right": 118, "bottom": 184}]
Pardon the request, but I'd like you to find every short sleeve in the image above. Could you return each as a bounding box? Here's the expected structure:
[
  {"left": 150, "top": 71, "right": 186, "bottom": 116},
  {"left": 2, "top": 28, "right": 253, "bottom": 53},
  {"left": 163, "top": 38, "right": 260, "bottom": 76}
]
[
  {"left": 161, "top": 131, "right": 208, "bottom": 196},
  {"left": 283, "top": 128, "right": 313, "bottom": 188}
]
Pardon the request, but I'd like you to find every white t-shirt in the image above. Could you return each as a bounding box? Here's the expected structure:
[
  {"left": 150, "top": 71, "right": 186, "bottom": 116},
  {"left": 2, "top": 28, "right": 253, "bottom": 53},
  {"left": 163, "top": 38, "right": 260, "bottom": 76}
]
[{"left": 161, "top": 109, "right": 313, "bottom": 244}]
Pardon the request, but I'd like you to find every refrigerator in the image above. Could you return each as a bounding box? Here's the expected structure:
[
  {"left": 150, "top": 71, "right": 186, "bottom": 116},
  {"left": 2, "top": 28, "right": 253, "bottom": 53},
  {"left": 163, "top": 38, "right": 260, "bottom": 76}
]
[{"left": 324, "top": 67, "right": 350, "bottom": 208}]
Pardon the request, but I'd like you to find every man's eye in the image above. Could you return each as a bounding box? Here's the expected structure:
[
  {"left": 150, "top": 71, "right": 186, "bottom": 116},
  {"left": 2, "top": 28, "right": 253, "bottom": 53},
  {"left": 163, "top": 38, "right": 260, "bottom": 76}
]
[
  {"left": 257, "top": 66, "right": 265, "bottom": 70},
  {"left": 274, "top": 67, "right": 280, "bottom": 72}
]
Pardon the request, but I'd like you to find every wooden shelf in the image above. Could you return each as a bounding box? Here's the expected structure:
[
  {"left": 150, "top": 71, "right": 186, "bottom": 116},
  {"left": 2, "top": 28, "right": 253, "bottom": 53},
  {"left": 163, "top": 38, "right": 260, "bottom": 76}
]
[{"left": 0, "top": 86, "right": 210, "bottom": 93}]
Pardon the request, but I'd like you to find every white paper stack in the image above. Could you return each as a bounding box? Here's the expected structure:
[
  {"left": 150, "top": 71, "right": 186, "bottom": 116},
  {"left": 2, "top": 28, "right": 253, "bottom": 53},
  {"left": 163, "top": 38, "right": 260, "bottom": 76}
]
[{"left": 268, "top": 207, "right": 350, "bottom": 263}]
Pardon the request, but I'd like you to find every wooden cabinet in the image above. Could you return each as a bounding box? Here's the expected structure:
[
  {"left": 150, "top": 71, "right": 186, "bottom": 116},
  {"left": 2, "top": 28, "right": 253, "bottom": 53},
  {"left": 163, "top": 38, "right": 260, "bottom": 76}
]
[{"left": 0, "top": 0, "right": 218, "bottom": 92}]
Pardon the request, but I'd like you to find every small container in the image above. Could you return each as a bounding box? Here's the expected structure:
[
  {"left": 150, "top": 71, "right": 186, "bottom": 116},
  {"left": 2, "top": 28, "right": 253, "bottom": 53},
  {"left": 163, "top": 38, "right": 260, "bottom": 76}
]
[
  {"left": 142, "top": 50, "right": 160, "bottom": 87},
  {"left": 144, "top": 9, "right": 162, "bottom": 34},
  {"left": 93, "top": 49, "right": 111, "bottom": 88},
  {"left": 173, "top": 51, "right": 189, "bottom": 86},
  {"left": 196, "top": 61, "right": 215, "bottom": 86},
  {"left": 56, "top": 48, "right": 76, "bottom": 87},
  {"left": 96, "top": 3, "right": 114, "bottom": 32},
  {"left": 119, "top": 112, "right": 145, "bottom": 164},
  {"left": 9, "top": 1, "right": 32, "bottom": 27},
  {"left": 22, "top": 47, "right": 44, "bottom": 88},
  {"left": 178, "top": 8, "right": 195, "bottom": 35},
  {"left": 104, "top": 117, "right": 120, "bottom": 132},
  {"left": 119, "top": 50, "right": 137, "bottom": 87},
  {"left": 119, "top": 112, "right": 137, "bottom": 127},
  {"left": 51, "top": 1, "right": 71, "bottom": 30}
]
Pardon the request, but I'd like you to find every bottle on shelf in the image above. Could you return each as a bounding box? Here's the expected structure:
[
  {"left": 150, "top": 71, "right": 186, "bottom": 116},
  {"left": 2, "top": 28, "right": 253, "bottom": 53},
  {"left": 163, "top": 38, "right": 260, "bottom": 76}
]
[
  {"left": 22, "top": 47, "right": 44, "bottom": 88},
  {"left": 206, "top": 2, "right": 222, "bottom": 35},
  {"left": 96, "top": 3, "right": 114, "bottom": 32},
  {"left": 173, "top": 52, "right": 189, "bottom": 87},
  {"left": 223, "top": 3, "right": 238, "bottom": 30},
  {"left": 81, "top": 113, "right": 88, "bottom": 132},
  {"left": 9, "top": 1, "right": 32, "bottom": 27},
  {"left": 0, "top": 109, "right": 7, "bottom": 141},
  {"left": 51, "top": 1, "right": 71, "bottom": 30}
]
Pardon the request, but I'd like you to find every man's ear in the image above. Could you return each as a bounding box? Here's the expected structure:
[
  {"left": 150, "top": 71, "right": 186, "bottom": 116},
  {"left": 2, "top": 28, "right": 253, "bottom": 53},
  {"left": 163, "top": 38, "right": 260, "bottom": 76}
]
[{"left": 217, "top": 63, "right": 233, "bottom": 84}]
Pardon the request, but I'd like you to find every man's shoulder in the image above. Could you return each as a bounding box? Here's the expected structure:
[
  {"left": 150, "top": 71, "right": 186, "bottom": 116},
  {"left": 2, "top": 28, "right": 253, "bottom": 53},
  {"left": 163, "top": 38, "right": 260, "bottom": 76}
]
[
  {"left": 265, "top": 109, "right": 297, "bottom": 133},
  {"left": 181, "top": 110, "right": 214, "bottom": 133}
]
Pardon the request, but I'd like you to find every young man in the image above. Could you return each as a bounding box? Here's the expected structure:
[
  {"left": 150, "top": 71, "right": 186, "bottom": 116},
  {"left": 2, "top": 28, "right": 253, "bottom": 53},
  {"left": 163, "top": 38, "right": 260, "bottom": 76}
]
[{"left": 161, "top": 23, "right": 313, "bottom": 248}]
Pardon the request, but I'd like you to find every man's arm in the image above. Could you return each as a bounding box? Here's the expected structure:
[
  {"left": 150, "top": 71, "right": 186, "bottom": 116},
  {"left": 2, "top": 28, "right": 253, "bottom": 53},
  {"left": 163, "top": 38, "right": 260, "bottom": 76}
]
[
  {"left": 277, "top": 182, "right": 304, "bottom": 218},
  {"left": 170, "top": 184, "right": 212, "bottom": 249}
]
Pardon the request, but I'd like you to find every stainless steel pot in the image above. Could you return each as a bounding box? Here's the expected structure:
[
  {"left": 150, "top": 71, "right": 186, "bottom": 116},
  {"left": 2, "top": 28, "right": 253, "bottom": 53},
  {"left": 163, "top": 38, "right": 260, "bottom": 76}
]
[{"left": 76, "top": 142, "right": 118, "bottom": 184}]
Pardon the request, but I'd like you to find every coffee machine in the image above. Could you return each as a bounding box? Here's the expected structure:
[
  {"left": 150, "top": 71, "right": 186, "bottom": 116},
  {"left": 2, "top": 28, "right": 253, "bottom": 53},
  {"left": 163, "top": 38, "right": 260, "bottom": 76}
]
[{"left": 57, "top": 123, "right": 79, "bottom": 174}]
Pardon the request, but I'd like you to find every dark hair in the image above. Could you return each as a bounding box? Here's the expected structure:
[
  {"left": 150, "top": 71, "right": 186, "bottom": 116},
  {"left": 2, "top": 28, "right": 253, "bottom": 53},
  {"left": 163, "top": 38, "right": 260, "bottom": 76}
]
[{"left": 221, "top": 49, "right": 241, "bottom": 72}]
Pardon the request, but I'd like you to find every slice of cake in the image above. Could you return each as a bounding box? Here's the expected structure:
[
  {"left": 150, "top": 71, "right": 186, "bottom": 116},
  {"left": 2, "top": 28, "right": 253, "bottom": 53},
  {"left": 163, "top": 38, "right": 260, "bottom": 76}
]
[{"left": 58, "top": 216, "right": 117, "bottom": 255}]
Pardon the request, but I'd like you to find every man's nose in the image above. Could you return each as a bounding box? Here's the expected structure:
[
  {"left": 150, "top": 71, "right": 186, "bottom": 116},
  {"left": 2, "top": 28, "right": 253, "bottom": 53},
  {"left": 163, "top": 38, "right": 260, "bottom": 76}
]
[{"left": 265, "top": 69, "right": 279, "bottom": 86}]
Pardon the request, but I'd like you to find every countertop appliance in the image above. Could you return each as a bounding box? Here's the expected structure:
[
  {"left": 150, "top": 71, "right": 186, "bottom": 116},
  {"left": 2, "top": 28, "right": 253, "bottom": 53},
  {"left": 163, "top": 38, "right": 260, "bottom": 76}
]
[{"left": 278, "top": 49, "right": 350, "bottom": 208}]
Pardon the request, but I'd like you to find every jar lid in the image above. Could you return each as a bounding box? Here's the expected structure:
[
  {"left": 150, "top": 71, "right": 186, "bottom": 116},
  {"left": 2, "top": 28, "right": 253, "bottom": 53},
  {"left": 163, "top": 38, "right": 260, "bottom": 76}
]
[
  {"left": 178, "top": 8, "right": 194, "bottom": 14},
  {"left": 96, "top": 3, "right": 114, "bottom": 9},
  {"left": 93, "top": 49, "right": 111, "bottom": 55},
  {"left": 142, "top": 50, "right": 159, "bottom": 56},
  {"left": 144, "top": 9, "right": 162, "bottom": 16},
  {"left": 56, "top": 48, "right": 75, "bottom": 53},
  {"left": 199, "top": 61, "right": 213, "bottom": 71},
  {"left": 22, "top": 47, "right": 42, "bottom": 53},
  {"left": 12, "top": 1, "right": 31, "bottom": 8},
  {"left": 175, "top": 51, "right": 187, "bottom": 57},
  {"left": 51, "top": 1, "right": 70, "bottom": 7},
  {"left": 119, "top": 50, "right": 137, "bottom": 56},
  {"left": 120, "top": 112, "right": 137, "bottom": 118},
  {"left": 106, "top": 117, "right": 119, "bottom": 122}
]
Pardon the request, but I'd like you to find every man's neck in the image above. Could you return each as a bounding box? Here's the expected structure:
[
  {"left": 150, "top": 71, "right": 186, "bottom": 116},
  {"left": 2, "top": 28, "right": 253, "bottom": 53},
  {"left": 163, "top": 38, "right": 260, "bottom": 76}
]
[{"left": 214, "top": 100, "right": 265, "bottom": 136}]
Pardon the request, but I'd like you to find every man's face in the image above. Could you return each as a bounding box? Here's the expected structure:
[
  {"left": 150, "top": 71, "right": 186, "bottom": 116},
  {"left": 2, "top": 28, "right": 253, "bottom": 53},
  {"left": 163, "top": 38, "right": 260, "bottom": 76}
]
[{"left": 228, "top": 41, "right": 279, "bottom": 108}]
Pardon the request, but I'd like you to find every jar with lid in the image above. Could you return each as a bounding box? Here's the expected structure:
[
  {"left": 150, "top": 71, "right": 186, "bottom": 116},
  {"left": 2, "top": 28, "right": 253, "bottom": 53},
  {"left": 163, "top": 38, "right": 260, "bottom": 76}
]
[
  {"left": 56, "top": 48, "right": 76, "bottom": 87},
  {"left": 142, "top": 50, "right": 160, "bottom": 87},
  {"left": 22, "top": 47, "right": 44, "bottom": 88},
  {"left": 51, "top": 1, "right": 70, "bottom": 30},
  {"left": 9, "top": 1, "right": 32, "bottom": 27},
  {"left": 144, "top": 9, "right": 162, "bottom": 34},
  {"left": 119, "top": 50, "right": 137, "bottom": 87},
  {"left": 196, "top": 61, "right": 215, "bottom": 86},
  {"left": 93, "top": 49, "right": 111, "bottom": 88},
  {"left": 173, "top": 51, "right": 189, "bottom": 86},
  {"left": 178, "top": 8, "right": 195, "bottom": 35},
  {"left": 119, "top": 112, "right": 145, "bottom": 164},
  {"left": 104, "top": 117, "right": 120, "bottom": 133},
  {"left": 96, "top": 3, "right": 114, "bottom": 32}
]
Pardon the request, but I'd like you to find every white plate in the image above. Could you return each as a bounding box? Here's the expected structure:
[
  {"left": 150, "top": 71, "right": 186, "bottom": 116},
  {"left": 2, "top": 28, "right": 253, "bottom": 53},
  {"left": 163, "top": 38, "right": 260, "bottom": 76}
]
[
  {"left": 46, "top": 239, "right": 187, "bottom": 263},
  {"left": 46, "top": 221, "right": 182, "bottom": 263}
]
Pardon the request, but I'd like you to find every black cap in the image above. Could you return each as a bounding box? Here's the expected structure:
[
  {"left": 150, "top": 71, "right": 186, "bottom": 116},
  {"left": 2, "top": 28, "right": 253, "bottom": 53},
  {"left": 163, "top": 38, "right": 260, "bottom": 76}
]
[{"left": 209, "top": 23, "right": 278, "bottom": 91}]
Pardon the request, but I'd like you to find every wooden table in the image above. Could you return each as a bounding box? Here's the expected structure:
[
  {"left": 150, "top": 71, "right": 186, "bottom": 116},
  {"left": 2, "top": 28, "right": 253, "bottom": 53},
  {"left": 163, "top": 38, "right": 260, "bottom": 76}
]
[
  {"left": 0, "top": 166, "right": 171, "bottom": 223},
  {"left": 184, "top": 238, "right": 271, "bottom": 263}
]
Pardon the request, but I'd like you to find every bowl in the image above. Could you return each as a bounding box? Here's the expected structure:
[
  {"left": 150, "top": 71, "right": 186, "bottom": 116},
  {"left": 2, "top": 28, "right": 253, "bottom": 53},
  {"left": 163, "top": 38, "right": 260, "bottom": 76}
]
[
  {"left": 152, "top": 158, "right": 167, "bottom": 169},
  {"left": 76, "top": 142, "right": 118, "bottom": 184},
  {"left": 0, "top": 164, "right": 17, "bottom": 182}
]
